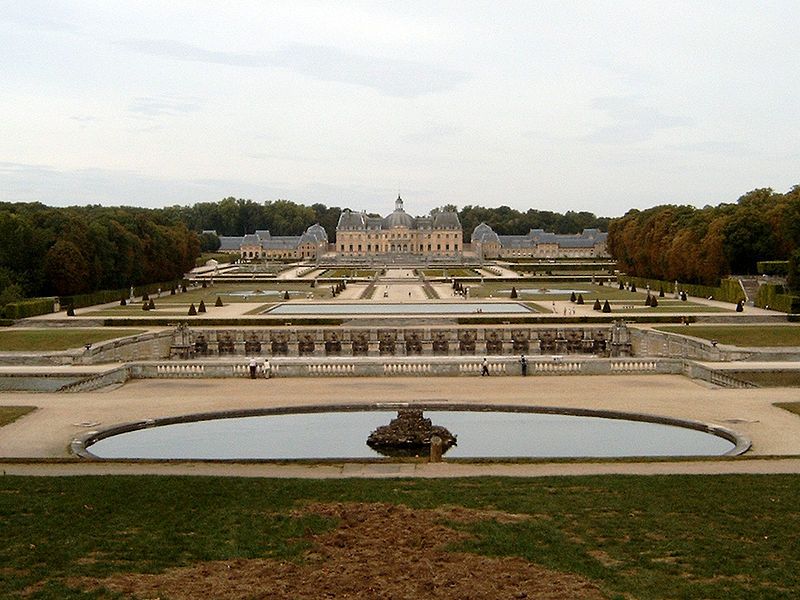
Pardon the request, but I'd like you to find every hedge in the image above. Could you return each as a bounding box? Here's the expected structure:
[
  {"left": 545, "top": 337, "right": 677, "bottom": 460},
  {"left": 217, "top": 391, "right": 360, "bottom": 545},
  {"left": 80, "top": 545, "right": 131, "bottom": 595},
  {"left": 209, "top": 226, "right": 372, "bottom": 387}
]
[
  {"left": 755, "top": 283, "right": 800, "bottom": 314},
  {"left": 60, "top": 279, "right": 186, "bottom": 310},
  {"left": 756, "top": 261, "right": 789, "bottom": 276},
  {"left": 621, "top": 276, "right": 745, "bottom": 304},
  {"left": 1, "top": 298, "right": 56, "bottom": 319}
]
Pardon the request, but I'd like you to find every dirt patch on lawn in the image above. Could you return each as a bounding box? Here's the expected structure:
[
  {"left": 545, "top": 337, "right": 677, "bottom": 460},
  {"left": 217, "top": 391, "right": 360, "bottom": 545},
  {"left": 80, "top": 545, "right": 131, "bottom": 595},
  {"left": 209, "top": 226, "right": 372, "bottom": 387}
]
[{"left": 71, "top": 502, "right": 606, "bottom": 599}]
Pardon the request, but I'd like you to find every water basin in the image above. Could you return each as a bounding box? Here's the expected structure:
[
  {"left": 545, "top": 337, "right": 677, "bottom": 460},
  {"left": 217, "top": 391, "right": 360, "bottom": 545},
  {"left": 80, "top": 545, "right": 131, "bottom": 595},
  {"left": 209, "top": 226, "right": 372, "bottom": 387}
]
[
  {"left": 82, "top": 406, "right": 742, "bottom": 460},
  {"left": 263, "top": 302, "right": 532, "bottom": 315}
]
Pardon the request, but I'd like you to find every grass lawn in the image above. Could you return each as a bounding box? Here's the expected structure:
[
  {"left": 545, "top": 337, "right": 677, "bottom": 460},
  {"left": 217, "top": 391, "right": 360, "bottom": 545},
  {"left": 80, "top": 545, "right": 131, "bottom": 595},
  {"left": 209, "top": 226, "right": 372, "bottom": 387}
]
[
  {"left": 0, "top": 329, "right": 146, "bottom": 351},
  {"left": 0, "top": 475, "right": 798, "bottom": 599},
  {"left": 423, "top": 268, "right": 477, "bottom": 278},
  {"left": 775, "top": 401, "right": 800, "bottom": 415},
  {"left": 83, "top": 283, "right": 332, "bottom": 316},
  {"left": 0, "top": 406, "right": 35, "bottom": 427},
  {"left": 655, "top": 326, "right": 800, "bottom": 346},
  {"left": 736, "top": 373, "right": 800, "bottom": 387},
  {"left": 320, "top": 269, "right": 377, "bottom": 278}
]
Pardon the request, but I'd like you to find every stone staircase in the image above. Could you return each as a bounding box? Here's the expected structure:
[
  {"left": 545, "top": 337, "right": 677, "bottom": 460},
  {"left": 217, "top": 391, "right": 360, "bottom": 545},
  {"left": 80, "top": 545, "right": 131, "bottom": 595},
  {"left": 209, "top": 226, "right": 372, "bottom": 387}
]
[{"left": 738, "top": 277, "right": 760, "bottom": 304}]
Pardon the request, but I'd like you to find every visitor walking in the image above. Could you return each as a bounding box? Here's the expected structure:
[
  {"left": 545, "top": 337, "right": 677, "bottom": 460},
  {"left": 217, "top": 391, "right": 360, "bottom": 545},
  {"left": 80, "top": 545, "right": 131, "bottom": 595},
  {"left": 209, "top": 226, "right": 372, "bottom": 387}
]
[
  {"left": 249, "top": 357, "right": 257, "bottom": 379},
  {"left": 262, "top": 358, "right": 271, "bottom": 379},
  {"left": 481, "top": 357, "right": 489, "bottom": 376},
  {"left": 519, "top": 354, "right": 527, "bottom": 376}
]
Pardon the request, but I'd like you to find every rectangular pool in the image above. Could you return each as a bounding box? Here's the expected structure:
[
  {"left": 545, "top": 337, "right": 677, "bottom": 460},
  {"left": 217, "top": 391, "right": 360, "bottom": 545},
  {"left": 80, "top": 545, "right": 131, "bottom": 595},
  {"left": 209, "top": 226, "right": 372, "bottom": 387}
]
[{"left": 263, "top": 302, "right": 533, "bottom": 315}]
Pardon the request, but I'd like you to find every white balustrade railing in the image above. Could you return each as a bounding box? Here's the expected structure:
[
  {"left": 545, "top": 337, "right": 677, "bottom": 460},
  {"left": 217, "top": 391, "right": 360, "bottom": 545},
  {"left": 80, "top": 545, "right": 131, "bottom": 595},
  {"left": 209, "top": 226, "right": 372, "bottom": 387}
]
[{"left": 610, "top": 360, "right": 658, "bottom": 372}]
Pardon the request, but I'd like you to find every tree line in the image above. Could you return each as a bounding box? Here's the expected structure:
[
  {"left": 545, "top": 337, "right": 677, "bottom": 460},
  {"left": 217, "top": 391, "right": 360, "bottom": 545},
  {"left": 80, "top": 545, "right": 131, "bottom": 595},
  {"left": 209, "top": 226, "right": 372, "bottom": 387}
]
[
  {"left": 0, "top": 197, "right": 610, "bottom": 303},
  {"left": 0, "top": 203, "right": 198, "bottom": 300},
  {"left": 169, "top": 197, "right": 611, "bottom": 245},
  {"left": 607, "top": 186, "right": 800, "bottom": 287}
]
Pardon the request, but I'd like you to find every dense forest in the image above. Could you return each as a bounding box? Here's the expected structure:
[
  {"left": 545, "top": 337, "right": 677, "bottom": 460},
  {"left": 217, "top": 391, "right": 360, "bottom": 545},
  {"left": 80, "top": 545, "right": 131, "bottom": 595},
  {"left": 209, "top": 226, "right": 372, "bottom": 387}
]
[
  {"left": 0, "top": 203, "right": 198, "bottom": 300},
  {"left": 608, "top": 186, "right": 800, "bottom": 287}
]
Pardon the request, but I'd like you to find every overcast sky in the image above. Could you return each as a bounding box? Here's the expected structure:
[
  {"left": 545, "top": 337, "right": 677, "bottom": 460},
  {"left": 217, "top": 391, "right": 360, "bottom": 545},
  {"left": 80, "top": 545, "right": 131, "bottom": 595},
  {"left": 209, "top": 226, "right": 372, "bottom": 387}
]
[{"left": 1, "top": 1, "right": 798, "bottom": 217}]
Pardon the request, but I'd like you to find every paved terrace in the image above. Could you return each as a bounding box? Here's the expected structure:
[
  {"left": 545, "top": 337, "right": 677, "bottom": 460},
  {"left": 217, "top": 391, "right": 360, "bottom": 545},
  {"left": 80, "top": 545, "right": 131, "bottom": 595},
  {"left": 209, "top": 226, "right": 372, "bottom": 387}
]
[{"left": 2, "top": 375, "right": 800, "bottom": 478}]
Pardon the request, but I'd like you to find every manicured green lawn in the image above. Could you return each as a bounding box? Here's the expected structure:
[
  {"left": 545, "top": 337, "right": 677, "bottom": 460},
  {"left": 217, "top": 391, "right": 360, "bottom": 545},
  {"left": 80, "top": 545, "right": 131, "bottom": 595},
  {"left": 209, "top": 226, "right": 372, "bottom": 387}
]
[
  {"left": 0, "top": 475, "right": 798, "bottom": 599},
  {"left": 656, "top": 326, "right": 800, "bottom": 346},
  {"left": 0, "top": 406, "right": 35, "bottom": 427},
  {"left": 775, "top": 402, "right": 800, "bottom": 415},
  {"left": 321, "top": 268, "right": 377, "bottom": 278},
  {"left": 83, "top": 283, "right": 331, "bottom": 316},
  {"left": 738, "top": 373, "right": 800, "bottom": 387},
  {"left": 0, "top": 329, "right": 146, "bottom": 351},
  {"left": 423, "top": 268, "right": 477, "bottom": 278}
]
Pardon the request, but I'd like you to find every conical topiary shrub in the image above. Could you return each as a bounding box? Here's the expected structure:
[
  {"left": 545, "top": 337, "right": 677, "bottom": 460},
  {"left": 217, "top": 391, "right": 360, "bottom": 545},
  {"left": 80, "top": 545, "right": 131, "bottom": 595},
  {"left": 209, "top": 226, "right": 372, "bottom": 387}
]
[
  {"left": 142, "top": 292, "right": 149, "bottom": 301},
  {"left": 170, "top": 287, "right": 176, "bottom": 295},
  {"left": 645, "top": 294, "right": 652, "bottom": 306},
  {"left": 188, "top": 303, "right": 197, "bottom": 315},
  {"left": 736, "top": 300, "right": 744, "bottom": 312},
  {"left": 593, "top": 299, "right": 601, "bottom": 311},
  {"left": 659, "top": 286, "right": 665, "bottom": 298},
  {"left": 120, "top": 297, "right": 127, "bottom": 306},
  {"left": 619, "top": 281, "right": 624, "bottom": 290},
  {"left": 577, "top": 294, "right": 584, "bottom": 305},
  {"left": 284, "top": 290, "right": 290, "bottom": 300},
  {"left": 510, "top": 286, "right": 518, "bottom": 299},
  {"left": 651, "top": 296, "right": 659, "bottom": 307},
  {"left": 198, "top": 300, "right": 207, "bottom": 313},
  {"left": 142, "top": 301, "right": 149, "bottom": 311},
  {"left": 215, "top": 296, "right": 223, "bottom": 307},
  {"left": 202, "top": 281, "right": 207, "bottom": 288},
  {"left": 181, "top": 284, "right": 187, "bottom": 293},
  {"left": 570, "top": 291, "right": 576, "bottom": 302},
  {"left": 148, "top": 298, "right": 155, "bottom": 310},
  {"left": 598, "top": 280, "right": 604, "bottom": 286},
  {"left": 630, "top": 283, "right": 637, "bottom": 293},
  {"left": 602, "top": 300, "right": 611, "bottom": 313},
  {"left": 66, "top": 305, "right": 75, "bottom": 316}
]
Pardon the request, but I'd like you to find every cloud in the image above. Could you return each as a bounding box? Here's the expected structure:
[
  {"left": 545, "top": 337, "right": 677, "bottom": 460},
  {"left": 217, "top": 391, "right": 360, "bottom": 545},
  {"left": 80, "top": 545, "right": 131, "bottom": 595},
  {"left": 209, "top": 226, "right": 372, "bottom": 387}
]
[
  {"left": 401, "top": 124, "right": 462, "bottom": 144},
  {"left": 0, "top": 5, "right": 79, "bottom": 33},
  {"left": 584, "top": 96, "right": 693, "bottom": 144},
  {"left": 0, "top": 162, "right": 267, "bottom": 207},
  {"left": 0, "top": 162, "right": 392, "bottom": 211},
  {"left": 128, "top": 95, "right": 202, "bottom": 117},
  {"left": 117, "top": 38, "right": 468, "bottom": 98}
]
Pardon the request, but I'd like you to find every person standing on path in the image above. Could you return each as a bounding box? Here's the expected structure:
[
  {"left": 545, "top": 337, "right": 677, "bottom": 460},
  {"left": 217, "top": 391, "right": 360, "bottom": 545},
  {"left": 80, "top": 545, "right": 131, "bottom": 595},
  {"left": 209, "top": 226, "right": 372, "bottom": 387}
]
[
  {"left": 481, "top": 357, "right": 490, "bottom": 376},
  {"left": 249, "top": 357, "right": 257, "bottom": 379}
]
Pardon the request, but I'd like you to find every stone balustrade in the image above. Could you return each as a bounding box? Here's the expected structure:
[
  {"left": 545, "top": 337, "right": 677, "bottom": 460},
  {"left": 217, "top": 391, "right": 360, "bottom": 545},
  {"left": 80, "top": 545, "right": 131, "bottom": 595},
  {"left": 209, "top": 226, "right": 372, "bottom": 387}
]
[{"left": 128, "top": 356, "right": 683, "bottom": 379}]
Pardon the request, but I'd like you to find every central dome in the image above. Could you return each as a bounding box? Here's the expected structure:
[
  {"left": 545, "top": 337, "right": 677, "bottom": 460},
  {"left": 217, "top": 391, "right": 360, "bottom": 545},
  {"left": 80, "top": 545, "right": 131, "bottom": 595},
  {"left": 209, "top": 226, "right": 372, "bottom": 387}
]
[{"left": 383, "top": 195, "right": 415, "bottom": 229}]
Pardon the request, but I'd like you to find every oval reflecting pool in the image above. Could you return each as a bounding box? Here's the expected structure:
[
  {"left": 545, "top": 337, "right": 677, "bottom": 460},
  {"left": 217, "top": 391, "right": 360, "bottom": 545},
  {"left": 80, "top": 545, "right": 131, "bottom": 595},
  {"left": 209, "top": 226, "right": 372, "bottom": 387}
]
[{"left": 84, "top": 408, "right": 739, "bottom": 460}]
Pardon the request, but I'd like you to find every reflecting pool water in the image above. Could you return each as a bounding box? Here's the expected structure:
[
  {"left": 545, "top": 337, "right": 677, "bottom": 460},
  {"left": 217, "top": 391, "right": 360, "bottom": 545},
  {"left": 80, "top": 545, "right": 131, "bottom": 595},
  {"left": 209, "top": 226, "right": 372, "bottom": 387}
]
[
  {"left": 264, "top": 302, "right": 532, "bottom": 315},
  {"left": 86, "top": 409, "right": 736, "bottom": 460}
]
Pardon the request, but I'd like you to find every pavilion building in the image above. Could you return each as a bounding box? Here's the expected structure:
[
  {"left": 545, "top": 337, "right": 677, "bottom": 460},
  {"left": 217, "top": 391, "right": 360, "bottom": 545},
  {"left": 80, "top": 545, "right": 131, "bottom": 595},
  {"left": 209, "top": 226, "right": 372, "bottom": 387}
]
[{"left": 471, "top": 223, "right": 608, "bottom": 258}]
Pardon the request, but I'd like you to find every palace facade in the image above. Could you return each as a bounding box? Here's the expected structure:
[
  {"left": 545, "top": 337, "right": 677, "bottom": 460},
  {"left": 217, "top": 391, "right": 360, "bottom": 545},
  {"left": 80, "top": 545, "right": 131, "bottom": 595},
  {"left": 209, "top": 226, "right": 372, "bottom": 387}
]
[
  {"left": 214, "top": 198, "right": 608, "bottom": 261},
  {"left": 335, "top": 196, "right": 462, "bottom": 257}
]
